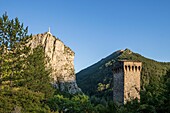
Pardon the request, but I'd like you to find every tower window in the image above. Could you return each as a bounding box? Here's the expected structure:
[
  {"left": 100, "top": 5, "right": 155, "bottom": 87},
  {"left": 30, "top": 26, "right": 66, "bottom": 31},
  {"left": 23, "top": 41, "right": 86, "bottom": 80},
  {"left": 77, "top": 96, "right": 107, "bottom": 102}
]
[
  {"left": 138, "top": 66, "right": 141, "bottom": 71},
  {"left": 135, "top": 66, "right": 138, "bottom": 71},
  {"left": 125, "top": 65, "right": 127, "bottom": 71},
  {"left": 128, "top": 65, "right": 131, "bottom": 71},
  {"left": 132, "top": 66, "right": 134, "bottom": 71}
]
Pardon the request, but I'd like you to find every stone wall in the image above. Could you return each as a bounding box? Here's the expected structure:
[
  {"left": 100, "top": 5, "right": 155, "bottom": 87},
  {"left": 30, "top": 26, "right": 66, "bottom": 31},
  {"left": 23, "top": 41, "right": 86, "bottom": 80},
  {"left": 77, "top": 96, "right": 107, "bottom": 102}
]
[
  {"left": 113, "top": 65, "right": 124, "bottom": 104},
  {"left": 113, "top": 61, "right": 142, "bottom": 104},
  {"left": 123, "top": 61, "right": 141, "bottom": 103}
]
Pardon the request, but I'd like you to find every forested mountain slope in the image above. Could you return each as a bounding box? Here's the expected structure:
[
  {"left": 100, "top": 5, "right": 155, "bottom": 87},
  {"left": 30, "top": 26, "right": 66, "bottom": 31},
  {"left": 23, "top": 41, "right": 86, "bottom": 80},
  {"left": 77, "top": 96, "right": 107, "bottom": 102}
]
[{"left": 76, "top": 49, "right": 170, "bottom": 99}]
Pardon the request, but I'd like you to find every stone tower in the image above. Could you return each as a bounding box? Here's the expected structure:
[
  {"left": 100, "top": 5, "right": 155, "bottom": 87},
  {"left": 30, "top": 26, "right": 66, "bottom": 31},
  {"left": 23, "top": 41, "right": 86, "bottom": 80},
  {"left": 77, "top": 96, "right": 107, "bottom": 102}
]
[{"left": 113, "top": 60, "right": 142, "bottom": 104}]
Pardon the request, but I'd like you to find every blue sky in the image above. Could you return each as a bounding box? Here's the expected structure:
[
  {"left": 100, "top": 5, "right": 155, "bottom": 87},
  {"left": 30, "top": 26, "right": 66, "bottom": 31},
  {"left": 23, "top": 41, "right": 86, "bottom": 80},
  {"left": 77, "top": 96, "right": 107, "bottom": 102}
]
[{"left": 1, "top": 0, "right": 170, "bottom": 72}]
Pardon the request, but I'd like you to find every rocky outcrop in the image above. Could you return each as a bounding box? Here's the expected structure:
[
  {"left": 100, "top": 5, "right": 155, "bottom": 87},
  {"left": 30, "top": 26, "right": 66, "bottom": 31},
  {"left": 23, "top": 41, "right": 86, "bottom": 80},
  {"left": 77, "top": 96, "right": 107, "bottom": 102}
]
[{"left": 28, "top": 32, "right": 81, "bottom": 94}]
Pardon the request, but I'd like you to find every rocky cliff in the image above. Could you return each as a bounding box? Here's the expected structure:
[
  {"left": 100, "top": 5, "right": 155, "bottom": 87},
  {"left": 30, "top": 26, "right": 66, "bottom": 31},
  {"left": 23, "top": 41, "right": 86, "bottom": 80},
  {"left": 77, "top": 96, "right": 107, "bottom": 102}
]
[{"left": 28, "top": 32, "right": 81, "bottom": 94}]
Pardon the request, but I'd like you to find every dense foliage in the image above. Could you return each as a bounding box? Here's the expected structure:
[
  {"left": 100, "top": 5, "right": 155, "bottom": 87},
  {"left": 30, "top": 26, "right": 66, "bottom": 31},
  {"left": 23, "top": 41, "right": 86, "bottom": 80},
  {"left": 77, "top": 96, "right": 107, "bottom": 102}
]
[
  {"left": 22, "top": 46, "right": 55, "bottom": 98},
  {"left": 0, "top": 12, "right": 30, "bottom": 89}
]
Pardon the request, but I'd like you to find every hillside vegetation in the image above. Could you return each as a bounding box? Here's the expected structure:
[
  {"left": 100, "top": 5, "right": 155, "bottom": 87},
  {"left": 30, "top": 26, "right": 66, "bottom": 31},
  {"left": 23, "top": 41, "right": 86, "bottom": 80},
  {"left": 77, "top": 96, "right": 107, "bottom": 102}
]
[{"left": 76, "top": 49, "right": 170, "bottom": 99}]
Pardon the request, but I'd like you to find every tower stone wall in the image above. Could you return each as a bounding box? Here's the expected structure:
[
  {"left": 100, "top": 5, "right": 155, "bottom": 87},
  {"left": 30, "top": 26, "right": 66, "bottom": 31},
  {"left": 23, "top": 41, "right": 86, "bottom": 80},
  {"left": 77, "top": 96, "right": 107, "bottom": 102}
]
[{"left": 113, "top": 61, "right": 142, "bottom": 104}]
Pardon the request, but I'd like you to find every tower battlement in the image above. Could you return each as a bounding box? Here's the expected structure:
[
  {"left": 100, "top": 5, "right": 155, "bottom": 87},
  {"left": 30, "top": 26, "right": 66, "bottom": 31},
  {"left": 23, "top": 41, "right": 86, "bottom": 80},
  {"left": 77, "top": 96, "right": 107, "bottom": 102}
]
[{"left": 113, "top": 60, "right": 142, "bottom": 104}]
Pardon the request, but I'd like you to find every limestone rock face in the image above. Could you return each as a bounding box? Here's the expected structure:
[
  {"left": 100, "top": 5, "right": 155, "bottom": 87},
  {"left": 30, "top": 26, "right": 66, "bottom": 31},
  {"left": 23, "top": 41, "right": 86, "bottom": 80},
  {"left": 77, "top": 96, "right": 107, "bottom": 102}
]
[{"left": 28, "top": 32, "right": 81, "bottom": 94}]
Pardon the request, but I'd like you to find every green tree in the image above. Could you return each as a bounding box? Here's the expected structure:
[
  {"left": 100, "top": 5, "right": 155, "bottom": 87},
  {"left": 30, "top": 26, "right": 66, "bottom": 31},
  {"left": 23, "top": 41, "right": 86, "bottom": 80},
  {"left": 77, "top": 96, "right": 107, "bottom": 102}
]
[
  {"left": 23, "top": 46, "right": 54, "bottom": 98},
  {"left": 163, "top": 70, "right": 170, "bottom": 113},
  {"left": 0, "top": 87, "right": 51, "bottom": 113},
  {"left": 47, "top": 94, "right": 95, "bottom": 113},
  {"left": 0, "top": 12, "right": 30, "bottom": 88}
]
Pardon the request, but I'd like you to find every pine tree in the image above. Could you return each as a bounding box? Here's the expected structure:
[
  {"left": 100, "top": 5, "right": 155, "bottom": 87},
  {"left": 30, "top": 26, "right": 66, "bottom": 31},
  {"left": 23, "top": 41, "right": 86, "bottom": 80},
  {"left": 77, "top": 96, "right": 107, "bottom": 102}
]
[
  {"left": 0, "top": 12, "right": 30, "bottom": 88},
  {"left": 23, "top": 46, "right": 54, "bottom": 98}
]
